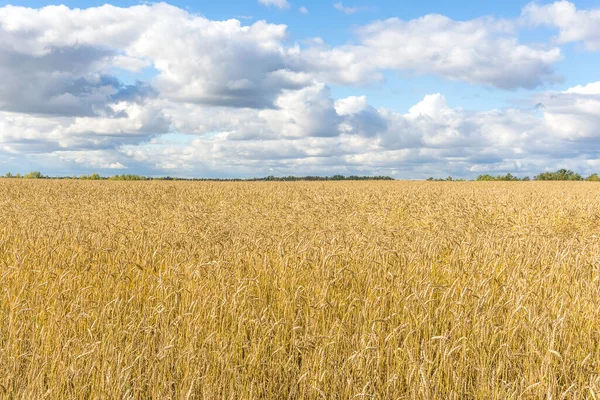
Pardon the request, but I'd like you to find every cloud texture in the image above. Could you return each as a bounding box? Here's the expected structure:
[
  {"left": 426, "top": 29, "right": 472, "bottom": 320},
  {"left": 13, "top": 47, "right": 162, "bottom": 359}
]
[{"left": 0, "top": 1, "right": 599, "bottom": 177}]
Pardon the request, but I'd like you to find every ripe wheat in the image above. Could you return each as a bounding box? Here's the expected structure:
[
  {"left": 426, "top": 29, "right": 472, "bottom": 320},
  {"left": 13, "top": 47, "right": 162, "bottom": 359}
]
[{"left": 1, "top": 180, "right": 599, "bottom": 399}]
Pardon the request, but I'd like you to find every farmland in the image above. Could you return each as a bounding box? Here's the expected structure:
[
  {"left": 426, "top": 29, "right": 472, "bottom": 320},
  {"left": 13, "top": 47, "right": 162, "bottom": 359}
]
[{"left": 1, "top": 180, "right": 599, "bottom": 399}]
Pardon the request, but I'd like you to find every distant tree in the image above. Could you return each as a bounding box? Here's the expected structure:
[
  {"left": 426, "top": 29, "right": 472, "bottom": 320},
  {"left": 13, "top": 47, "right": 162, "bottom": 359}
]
[
  {"left": 24, "top": 171, "right": 44, "bottom": 179},
  {"left": 534, "top": 172, "right": 551, "bottom": 181},
  {"left": 1, "top": 172, "right": 395, "bottom": 182},
  {"left": 477, "top": 173, "right": 522, "bottom": 181},
  {"left": 476, "top": 174, "right": 495, "bottom": 181},
  {"left": 521, "top": 176, "right": 531, "bottom": 181},
  {"left": 109, "top": 174, "right": 148, "bottom": 181},
  {"left": 249, "top": 175, "right": 393, "bottom": 182},
  {"left": 426, "top": 177, "right": 458, "bottom": 181},
  {"left": 500, "top": 173, "right": 520, "bottom": 181},
  {"left": 535, "top": 169, "right": 583, "bottom": 181},
  {"left": 4, "top": 172, "right": 13, "bottom": 178},
  {"left": 586, "top": 173, "right": 600, "bottom": 182},
  {"left": 80, "top": 173, "right": 102, "bottom": 180}
]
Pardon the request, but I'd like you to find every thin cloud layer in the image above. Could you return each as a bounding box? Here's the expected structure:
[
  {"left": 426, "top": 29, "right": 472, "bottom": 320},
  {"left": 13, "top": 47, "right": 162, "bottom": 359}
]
[
  {"left": 258, "top": 0, "right": 290, "bottom": 9},
  {"left": 333, "top": 2, "right": 372, "bottom": 15}
]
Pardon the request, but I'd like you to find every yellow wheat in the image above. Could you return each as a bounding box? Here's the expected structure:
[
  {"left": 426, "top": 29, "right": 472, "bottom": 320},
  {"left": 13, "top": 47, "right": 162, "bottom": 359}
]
[{"left": 0, "top": 180, "right": 599, "bottom": 399}]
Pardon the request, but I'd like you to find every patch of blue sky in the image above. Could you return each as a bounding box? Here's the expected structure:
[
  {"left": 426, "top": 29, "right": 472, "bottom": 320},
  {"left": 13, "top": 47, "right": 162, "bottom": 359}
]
[
  {"left": 151, "top": 132, "right": 196, "bottom": 144},
  {"left": 553, "top": 45, "right": 600, "bottom": 90},
  {"left": 111, "top": 65, "right": 159, "bottom": 87}
]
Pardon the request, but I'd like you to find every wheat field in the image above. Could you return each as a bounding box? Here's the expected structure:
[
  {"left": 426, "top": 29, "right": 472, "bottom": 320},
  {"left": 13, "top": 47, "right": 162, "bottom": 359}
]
[{"left": 1, "top": 180, "right": 599, "bottom": 399}]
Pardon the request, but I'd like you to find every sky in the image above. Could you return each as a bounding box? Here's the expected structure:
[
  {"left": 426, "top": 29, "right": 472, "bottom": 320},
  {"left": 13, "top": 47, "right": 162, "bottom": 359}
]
[{"left": 0, "top": 0, "right": 600, "bottom": 178}]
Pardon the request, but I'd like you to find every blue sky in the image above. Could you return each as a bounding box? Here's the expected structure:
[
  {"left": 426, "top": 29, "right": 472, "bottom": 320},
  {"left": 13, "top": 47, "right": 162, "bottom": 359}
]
[{"left": 1, "top": 0, "right": 600, "bottom": 178}]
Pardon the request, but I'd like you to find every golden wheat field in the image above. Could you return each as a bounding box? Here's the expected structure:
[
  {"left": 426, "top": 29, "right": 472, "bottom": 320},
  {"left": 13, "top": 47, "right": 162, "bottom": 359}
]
[{"left": 1, "top": 180, "right": 600, "bottom": 399}]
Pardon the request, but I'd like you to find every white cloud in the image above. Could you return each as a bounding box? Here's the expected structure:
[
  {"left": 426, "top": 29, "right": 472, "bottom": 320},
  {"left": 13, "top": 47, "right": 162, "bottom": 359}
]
[
  {"left": 0, "top": 99, "right": 169, "bottom": 152},
  {"left": 534, "top": 87, "right": 600, "bottom": 140},
  {"left": 258, "top": 84, "right": 341, "bottom": 138},
  {"left": 55, "top": 151, "right": 129, "bottom": 170},
  {"left": 164, "top": 83, "right": 340, "bottom": 140},
  {"left": 0, "top": 4, "right": 299, "bottom": 110},
  {"left": 4, "top": 82, "right": 600, "bottom": 177},
  {"left": 335, "top": 96, "right": 368, "bottom": 116},
  {"left": 0, "top": 2, "right": 564, "bottom": 119},
  {"left": 112, "top": 83, "right": 600, "bottom": 178},
  {"left": 299, "top": 6, "right": 308, "bottom": 14},
  {"left": 0, "top": 2, "right": 598, "bottom": 177},
  {"left": 565, "top": 82, "right": 600, "bottom": 95},
  {"left": 298, "top": 15, "right": 562, "bottom": 89},
  {"left": 258, "top": 0, "right": 290, "bottom": 10},
  {"left": 407, "top": 94, "right": 450, "bottom": 120},
  {"left": 522, "top": 1, "right": 600, "bottom": 51}
]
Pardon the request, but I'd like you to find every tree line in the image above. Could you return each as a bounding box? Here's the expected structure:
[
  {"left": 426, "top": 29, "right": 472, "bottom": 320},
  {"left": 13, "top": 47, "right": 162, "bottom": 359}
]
[
  {"left": 3, "top": 169, "right": 600, "bottom": 181},
  {"left": 2, "top": 172, "right": 394, "bottom": 181},
  {"left": 475, "top": 169, "right": 599, "bottom": 181},
  {"left": 427, "top": 169, "right": 600, "bottom": 181}
]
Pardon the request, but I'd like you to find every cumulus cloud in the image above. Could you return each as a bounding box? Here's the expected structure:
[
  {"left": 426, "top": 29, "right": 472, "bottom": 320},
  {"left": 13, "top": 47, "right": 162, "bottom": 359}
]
[
  {"left": 297, "top": 15, "right": 562, "bottom": 89},
  {"left": 113, "top": 83, "right": 600, "bottom": 178},
  {"left": 533, "top": 84, "right": 600, "bottom": 140},
  {"left": 0, "top": 42, "right": 121, "bottom": 116},
  {"left": 5, "top": 82, "right": 599, "bottom": 178},
  {"left": 0, "top": 2, "right": 565, "bottom": 116},
  {"left": 0, "top": 2, "right": 598, "bottom": 177},
  {"left": 522, "top": 1, "right": 600, "bottom": 51},
  {"left": 55, "top": 150, "right": 129, "bottom": 170},
  {"left": 0, "top": 99, "right": 170, "bottom": 153},
  {"left": 566, "top": 82, "right": 600, "bottom": 95},
  {"left": 335, "top": 96, "right": 387, "bottom": 136},
  {"left": 0, "top": 3, "right": 302, "bottom": 110},
  {"left": 161, "top": 83, "right": 339, "bottom": 140}
]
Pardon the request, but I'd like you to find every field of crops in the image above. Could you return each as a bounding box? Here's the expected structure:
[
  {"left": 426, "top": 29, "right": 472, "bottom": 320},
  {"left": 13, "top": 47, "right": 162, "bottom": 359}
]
[{"left": 1, "top": 180, "right": 599, "bottom": 399}]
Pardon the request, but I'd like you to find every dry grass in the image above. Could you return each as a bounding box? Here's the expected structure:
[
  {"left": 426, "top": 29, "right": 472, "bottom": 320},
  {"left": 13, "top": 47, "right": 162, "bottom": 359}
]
[{"left": 1, "top": 180, "right": 600, "bottom": 399}]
